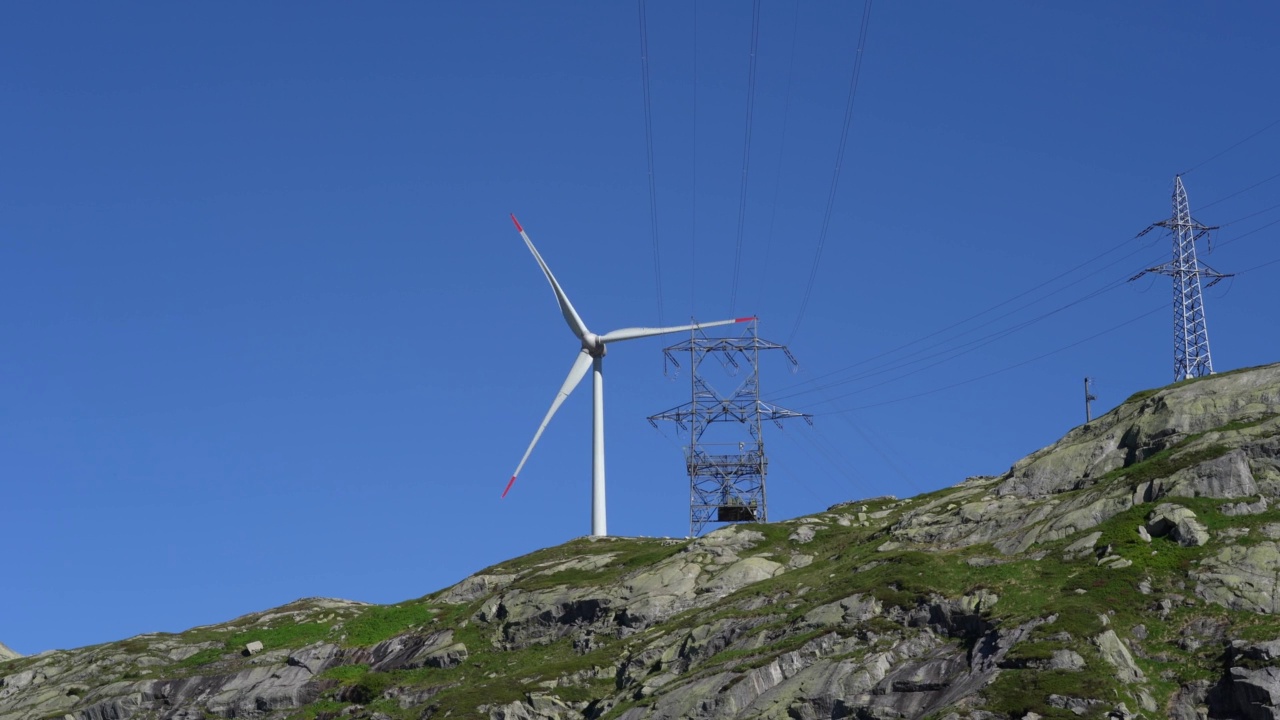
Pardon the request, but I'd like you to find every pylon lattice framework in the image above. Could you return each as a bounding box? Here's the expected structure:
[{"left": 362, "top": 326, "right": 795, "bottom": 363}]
[
  {"left": 648, "top": 320, "right": 811, "bottom": 537},
  {"left": 1131, "top": 176, "right": 1232, "bottom": 382}
]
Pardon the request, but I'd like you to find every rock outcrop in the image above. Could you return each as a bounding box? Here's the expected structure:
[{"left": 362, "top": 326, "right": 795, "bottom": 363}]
[{"left": 3, "top": 362, "right": 1280, "bottom": 720}]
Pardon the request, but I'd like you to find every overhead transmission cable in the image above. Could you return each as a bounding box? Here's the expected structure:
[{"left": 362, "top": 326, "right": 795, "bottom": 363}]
[
  {"left": 1194, "top": 170, "right": 1280, "bottom": 213},
  {"left": 813, "top": 398, "right": 921, "bottom": 491},
  {"left": 784, "top": 217, "right": 1274, "bottom": 405},
  {"left": 754, "top": 0, "right": 802, "bottom": 315},
  {"left": 776, "top": 432, "right": 846, "bottom": 502},
  {"left": 638, "top": 0, "right": 666, "bottom": 325},
  {"left": 690, "top": 0, "right": 699, "bottom": 316},
  {"left": 774, "top": 228, "right": 1155, "bottom": 396},
  {"left": 818, "top": 303, "right": 1166, "bottom": 415},
  {"left": 846, "top": 415, "right": 923, "bottom": 487},
  {"left": 777, "top": 425, "right": 863, "bottom": 498},
  {"left": 779, "top": 258, "right": 1159, "bottom": 406},
  {"left": 1219, "top": 215, "right": 1280, "bottom": 251},
  {"left": 728, "top": 0, "right": 763, "bottom": 316},
  {"left": 1215, "top": 199, "right": 1280, "bottom": 228},
  {"left": 808, "top": 423, "right": 865, "bottom": 486},
  {"left": 792, "top": 197, "right": 1280, "bottom": 411},
  {"left": 1181, "top": 116, "right": 1280, "bottom": 176},
  {"left": 826, "top": 200, "right": 1280, "bottom": 396},
  {"left": 788, "top": 0, "right": 874, "bottom": 345},
  {"left": 785, "top": 250, "right": 1146, "bottom": 395},
  {"left": 1237, "top": 255, "right": 1280, "bottom": 275},
  {"left": 1220, "top": 216, "right": 1280, "bottom": 275},
  {"left": 775, "top": 199, "right": 1280, "bottom": 402}
]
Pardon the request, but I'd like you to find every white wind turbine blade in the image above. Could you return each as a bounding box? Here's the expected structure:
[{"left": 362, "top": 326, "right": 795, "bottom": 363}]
[
  {"left": 600, "top": 316, "right": 756, "bottom": 343},
  {"left": 503, "top": 349, "right": 594, "bottom": 498},
  {"left": 511, "top": 214, "right": 589, "bottom": 340}
]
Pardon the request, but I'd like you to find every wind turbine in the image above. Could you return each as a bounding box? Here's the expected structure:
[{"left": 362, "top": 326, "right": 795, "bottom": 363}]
[{"left": 503, "top": 214, "right": 753, "bottom": 537}]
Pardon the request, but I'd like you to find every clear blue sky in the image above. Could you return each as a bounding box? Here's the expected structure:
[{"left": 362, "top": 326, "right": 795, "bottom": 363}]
[{"left": 4, "top": 2, "right": 1279, "bottom": 655}]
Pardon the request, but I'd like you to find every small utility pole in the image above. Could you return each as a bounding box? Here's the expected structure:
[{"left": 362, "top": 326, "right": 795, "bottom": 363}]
[{"left": 1084, "top": 377, "right": 1097, "bottom": 423}]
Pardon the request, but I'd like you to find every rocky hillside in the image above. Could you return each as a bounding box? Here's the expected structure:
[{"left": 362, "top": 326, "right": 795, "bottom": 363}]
[{"left": 4, "top": 363, "right": 1280, "bottom": 720}]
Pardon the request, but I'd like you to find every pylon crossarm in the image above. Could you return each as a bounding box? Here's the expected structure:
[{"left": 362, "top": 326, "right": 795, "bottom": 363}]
[{"left": 1198, "top": 261, "right": 1230, "bottom": 279}]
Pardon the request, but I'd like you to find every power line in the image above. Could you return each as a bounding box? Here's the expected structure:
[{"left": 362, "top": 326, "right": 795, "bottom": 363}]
[
  {"left": 774, "top": 203, "right": 1275, "bottom": 493},
  {"left": 1194, "top": 170, "right": 1280, "bottom": 213},
  {"left": 1218, "top": 214, "right": 1280, "bottom": 250},
  {"left": 792, "top": 376, "right": 921, "bottom": 492},
  {"left": 1223, "top": 216, "right": 1280, "bottom": 274},
  {"left": 1182, "top": 116, "right": 1280, "bottom": 176},
  {"left": 774, "top": 198, "right": 1277, "bottom": 402},
  {"left": 1236, "top": 255, "right": 1280, "bottom": 275},
  {"left": 788, "top": 0, "right": 874, "bottom": 344},
  {"left": 774, "top": 234, "right": 1161, "bottom": 398},
  {"left": 781, "top": 262, "right": 1152, "bottom": 406},
  {"left": 638, "top": 0, "right": 666, "bottom": 324},
  {"left": 754, "top": 0, "right": 802, "bottom": 316},
  {"left": 808, "top": 423, "right": 865, "bottom": 486},
  {"left": 783, "top": 198, "right": 1272, "bottom": 404},
  {"left": 794, "top": 429, "right": 861, "bottom": 492},
  {"left": 690, "top": 0, "right": 699, "bottom": 316},
  {"left": 728, "top": 0, "right": 763, "bottom": 316},
  {"left": 1217, "top": 199, "right": 1280, "bottom": 229},
  {"left": 824, "top": 199, "right": 1278, "bottom": 396},
  {"left": 777, "top": 431, "right": 848, "bottom": 504},
  {"left": 819, "top": 304, "right": 1165, "bottom": 414},
  {"left": 778, "top": 232, "right": 1207, "bottom": 405}
]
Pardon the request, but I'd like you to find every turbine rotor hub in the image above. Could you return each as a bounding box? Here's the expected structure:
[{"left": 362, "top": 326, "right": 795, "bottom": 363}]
[{"left": 582, "top": 333, "right": 606, "bottom": 357}]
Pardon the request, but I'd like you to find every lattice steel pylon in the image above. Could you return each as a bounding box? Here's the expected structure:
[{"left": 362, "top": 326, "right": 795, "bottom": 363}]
[
  {"left": 1130, "top": 176, "right": 1232, "bottom": 382},
  {"left": 648, "top": 320, "right": 811, "bottom": 536}
]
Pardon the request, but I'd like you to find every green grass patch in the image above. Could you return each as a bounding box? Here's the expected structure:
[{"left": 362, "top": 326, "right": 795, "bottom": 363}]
[
  {"left": 720, "top": 629, "right": 834, "bottom": 673},
  {"left": 982, "top": 668, "right": 1113, "bottom": 718},
  {"left": 617, "top": 541, "right": 688, "bottom": 570},
  {"left": 554, "top": 683, "right": 609, "bottom": 703},
  {"left": 175, "top": 647, "right": 224, "bottom": 669},
  {"left": 341, "top": 604, "right": 436, "bottom": 647},
  {"left": 1124, "top": 387, "right": 1164, "bottom": 404},
  {"left": 225, "top": 622, "right": 331, "bottom": 654},
  {"left": 287, "top": 700, "right": 347, "bottom": 720},
  {"left": 116, "top": 638, "right": 152, "bottom": 654},
  {"left": 518, "top": 566, "right": 619, "bottom": 592},
  {"left": 1104, "top": 442, "right": 1232, "bottom": 487},
  {"left": 482, "top": 536, "right": 689, "bottom": 597},
  {"left": 1000, "top": 640, "right": 1061, "bottom": 663},
  {"left": 345, "top": 671, "right": 394, "bottom": 704},
  {"left": 1213, "top": 413, "right": 1279, "bottom": 434}
]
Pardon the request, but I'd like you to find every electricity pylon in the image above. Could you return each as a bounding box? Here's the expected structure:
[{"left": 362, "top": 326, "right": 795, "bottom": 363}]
[
  {"left": 648, "top": 320, "right": 811, "bottom": 536},
  {"left": 1130, "top": 176, "right": 1232, "bottom": 382}
]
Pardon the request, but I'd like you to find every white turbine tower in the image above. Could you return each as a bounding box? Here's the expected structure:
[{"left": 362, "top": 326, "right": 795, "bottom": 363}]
[{"left": 503, "top": 215, "right": 753, "bottom": 537}]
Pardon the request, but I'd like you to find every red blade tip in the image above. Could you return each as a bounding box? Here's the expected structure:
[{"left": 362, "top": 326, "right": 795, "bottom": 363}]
[
  {"left": 510, "top": 214, "right": 523, "bottom": 233},
  {"left": 735, "top": 316, "right": 757, "bottom": 323},
  {"left": 501, "top": 475, "right": 517, "bottom": 498}
]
